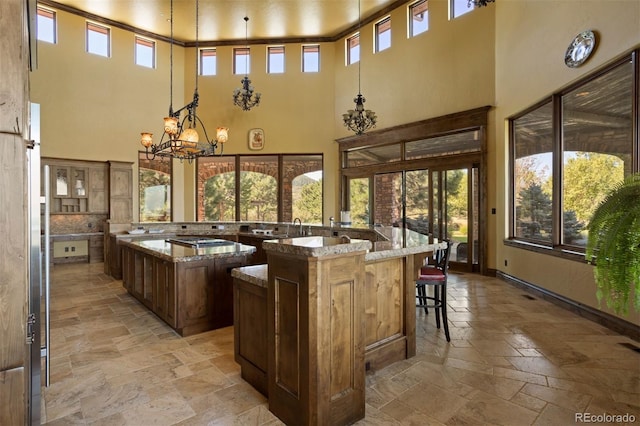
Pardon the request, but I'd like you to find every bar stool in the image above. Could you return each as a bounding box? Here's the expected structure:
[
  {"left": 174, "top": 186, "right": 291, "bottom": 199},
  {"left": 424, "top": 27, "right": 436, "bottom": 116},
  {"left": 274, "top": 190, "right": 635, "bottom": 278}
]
[{"left": 416, "top": 240, "right": 452, "bottom": 342}]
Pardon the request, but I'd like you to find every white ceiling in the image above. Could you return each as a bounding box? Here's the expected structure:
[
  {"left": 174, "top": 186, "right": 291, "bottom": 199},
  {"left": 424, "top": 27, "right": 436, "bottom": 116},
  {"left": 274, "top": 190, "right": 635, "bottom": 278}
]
[{"left": 42, "top": 0, "right": 405, "bottom": 43}]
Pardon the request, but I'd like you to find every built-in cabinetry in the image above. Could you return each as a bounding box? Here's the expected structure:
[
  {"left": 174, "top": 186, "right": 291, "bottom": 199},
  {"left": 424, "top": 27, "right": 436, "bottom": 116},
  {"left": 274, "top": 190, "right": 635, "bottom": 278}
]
[
  {"left": 43, "top": 159, "right": 108, "bottom": 214},
  {"left": 121, "top": 242, "right": 250, "bottom": 336},
  {"left": 109, "top": 161, "right": 134, "bottom": 223}
]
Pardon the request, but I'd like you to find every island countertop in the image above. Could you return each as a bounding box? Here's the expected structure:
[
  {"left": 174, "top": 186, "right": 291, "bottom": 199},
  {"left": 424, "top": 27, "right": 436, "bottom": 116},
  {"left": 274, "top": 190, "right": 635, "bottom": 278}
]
[{"left": 119, "top": 239, "right": 256, "bottom": 263}]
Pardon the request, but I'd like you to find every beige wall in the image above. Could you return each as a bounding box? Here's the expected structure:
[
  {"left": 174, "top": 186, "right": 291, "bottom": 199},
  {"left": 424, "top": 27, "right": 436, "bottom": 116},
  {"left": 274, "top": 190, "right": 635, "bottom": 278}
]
[
  {"left": 29, "top": 1, "right": 640, "bottom": 324},
  {"left": 494, "top": 0, "right": 640, "bottom": 325}
]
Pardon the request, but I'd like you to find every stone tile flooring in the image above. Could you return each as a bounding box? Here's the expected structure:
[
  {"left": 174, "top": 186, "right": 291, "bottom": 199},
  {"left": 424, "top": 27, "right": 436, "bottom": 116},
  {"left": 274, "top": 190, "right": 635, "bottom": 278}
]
[{"left": 42, "top": 263, "right": 639, "bottom": 425}]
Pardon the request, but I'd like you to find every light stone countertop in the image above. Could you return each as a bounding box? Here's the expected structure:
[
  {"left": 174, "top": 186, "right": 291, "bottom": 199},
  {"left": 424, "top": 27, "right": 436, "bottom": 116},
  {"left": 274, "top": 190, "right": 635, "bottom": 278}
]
[
  {"left": 231, "top": 264, "right": 268, "bottom": 288},
  {"left": 120, "top": 239, "right": 256, "bottom": 263}
]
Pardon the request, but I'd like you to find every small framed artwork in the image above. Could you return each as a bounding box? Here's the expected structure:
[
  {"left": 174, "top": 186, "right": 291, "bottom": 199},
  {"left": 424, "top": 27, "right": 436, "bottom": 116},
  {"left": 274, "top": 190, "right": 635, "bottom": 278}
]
[{"left": 248, "top": 128, "right": 265, "bottom": 150}]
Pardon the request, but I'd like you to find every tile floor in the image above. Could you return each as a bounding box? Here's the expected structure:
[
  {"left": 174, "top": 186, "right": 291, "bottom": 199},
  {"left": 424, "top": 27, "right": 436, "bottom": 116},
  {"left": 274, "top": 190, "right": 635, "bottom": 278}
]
[{"left": 42, "top": 262, "right": 639, "bottom": 425}]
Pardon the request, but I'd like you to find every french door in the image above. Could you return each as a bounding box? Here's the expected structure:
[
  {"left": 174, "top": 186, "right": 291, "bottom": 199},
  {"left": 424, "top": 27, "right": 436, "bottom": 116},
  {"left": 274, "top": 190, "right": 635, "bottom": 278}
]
[{"left": 348, "top": 163, "right": 481, "bottom": 272}]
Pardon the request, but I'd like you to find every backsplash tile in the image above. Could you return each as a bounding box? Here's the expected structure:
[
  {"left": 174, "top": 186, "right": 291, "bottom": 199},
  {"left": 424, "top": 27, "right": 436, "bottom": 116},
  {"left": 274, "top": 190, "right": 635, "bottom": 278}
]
[{"left": 50, "top": 214, "right": 107, "bottom": 234}]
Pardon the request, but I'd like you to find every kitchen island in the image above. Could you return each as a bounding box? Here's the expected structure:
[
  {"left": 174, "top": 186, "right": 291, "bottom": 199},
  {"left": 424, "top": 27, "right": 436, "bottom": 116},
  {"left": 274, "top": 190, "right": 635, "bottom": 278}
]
[
  {"left": 232, "top": 230, "right": 443, "bottom": 426},
  {"left": 120, "top": 238, "right": 255, "bottom": 336}
]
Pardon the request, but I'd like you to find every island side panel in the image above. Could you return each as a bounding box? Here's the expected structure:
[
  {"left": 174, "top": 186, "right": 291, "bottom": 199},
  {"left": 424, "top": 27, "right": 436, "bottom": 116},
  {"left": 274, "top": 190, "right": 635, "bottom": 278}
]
[
  {"left": 363, "top": 257, "right": 406, "bottom": 370},
  {"left": 233, "top": 276, "right": 268, "bottom": 396},
  {"left": 266, "top": 251, "right": 366, "bottom": 426}
]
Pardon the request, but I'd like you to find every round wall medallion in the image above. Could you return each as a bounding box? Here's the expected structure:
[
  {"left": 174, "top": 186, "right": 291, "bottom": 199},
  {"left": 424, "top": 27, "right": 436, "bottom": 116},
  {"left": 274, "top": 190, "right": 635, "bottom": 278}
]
[{"left": 565, "top": 30, "right": 596, "bottom": 68}]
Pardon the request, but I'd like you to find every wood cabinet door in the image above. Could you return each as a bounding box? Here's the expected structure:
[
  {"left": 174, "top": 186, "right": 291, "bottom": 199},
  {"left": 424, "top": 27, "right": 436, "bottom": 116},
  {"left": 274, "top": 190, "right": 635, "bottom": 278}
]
[
  {"left": 153, "top": 259, "right": 176, "bottom": 328},
  {"left": 88, "top": 166, "right": 108, "bottom": 213}
]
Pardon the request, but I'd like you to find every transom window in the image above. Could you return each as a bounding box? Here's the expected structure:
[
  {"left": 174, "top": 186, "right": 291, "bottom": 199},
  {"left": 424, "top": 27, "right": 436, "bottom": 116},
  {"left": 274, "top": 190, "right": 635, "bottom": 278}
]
[
  {"left": 86, "top": 22, "right": 110, "bottom": 57},
  {"left": 135, "top": 36, "right": 155, "bottom": 68},
  {"left": 234, "top": 47, "right": 250, "bottom": 74},
  {"left": 375, "top": 17, "right": 391, "bottom": 53},
  {"left": 346, "top": 33, "right": 360, "bottom": 65},
  {"left": 37, "top": 7, "right": 56, "bottom": 44},
  {"left": 451, "top": 0, "right": 473, "bottom": 18},
  {"left": 302, "top": 45, "right": 320, "bottom": 72},
  {"left": 200, "top": 48, "right": 217, "bottom": 76},
  {"left": 268, "top": 46, "right": 285, "bottom": 74},
  {"left": 409, "top": 0, "right": 429, "bottom": 37}
]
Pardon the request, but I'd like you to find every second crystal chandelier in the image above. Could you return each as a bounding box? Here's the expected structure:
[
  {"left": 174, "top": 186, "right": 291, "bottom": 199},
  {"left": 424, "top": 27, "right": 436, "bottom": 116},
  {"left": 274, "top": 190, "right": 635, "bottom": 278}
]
[
  {"left": 343, "top": 0, "right": 377, "bottom": 135},
  {"left": 233, "top": 16, "right": 261, "bottom": 111}
]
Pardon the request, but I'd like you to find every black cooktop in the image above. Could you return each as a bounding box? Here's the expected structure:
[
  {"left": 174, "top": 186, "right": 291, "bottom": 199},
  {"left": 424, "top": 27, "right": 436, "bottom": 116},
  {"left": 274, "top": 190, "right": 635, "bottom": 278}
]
[{"left": 166, "top": 237, "right": 236, "bottom": 248}]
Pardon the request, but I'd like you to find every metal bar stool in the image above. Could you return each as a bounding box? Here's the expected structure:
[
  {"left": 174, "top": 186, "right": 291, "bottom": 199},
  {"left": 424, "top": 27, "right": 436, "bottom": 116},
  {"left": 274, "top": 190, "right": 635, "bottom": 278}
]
[{"left": 416, "top": 240, "right": 452, "bottom": 342}]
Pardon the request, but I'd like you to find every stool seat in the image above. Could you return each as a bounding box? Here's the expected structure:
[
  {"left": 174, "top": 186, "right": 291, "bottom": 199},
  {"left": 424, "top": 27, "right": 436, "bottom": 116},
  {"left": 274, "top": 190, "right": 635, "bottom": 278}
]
[
  {"left": 416, "top": 240, "right": 452, "bottom": 342},
  {"left": 418, "top": 266, "right": 445, "bottom": 280}
]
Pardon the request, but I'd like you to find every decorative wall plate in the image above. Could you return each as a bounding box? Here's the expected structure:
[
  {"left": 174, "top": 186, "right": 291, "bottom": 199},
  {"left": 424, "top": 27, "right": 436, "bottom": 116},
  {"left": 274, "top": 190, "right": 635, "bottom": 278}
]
[
  {"left": 248, "top": 128, "right": 264, "bottom": 150},
  {"left": 565, "top": 30, "right": 596, "bottom": 68}
]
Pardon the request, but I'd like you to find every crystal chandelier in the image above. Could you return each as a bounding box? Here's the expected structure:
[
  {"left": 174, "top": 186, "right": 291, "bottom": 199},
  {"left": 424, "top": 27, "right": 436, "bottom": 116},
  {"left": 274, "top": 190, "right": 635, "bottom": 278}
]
[
  {"left": 233, "top": 17, "right": 261, "bottom": 111},
  {"left": 343, "top": 0, "right": 377, "bottom": 135},
  {"left": 140, "top": 0, "right": 228, "bottom": 162}
]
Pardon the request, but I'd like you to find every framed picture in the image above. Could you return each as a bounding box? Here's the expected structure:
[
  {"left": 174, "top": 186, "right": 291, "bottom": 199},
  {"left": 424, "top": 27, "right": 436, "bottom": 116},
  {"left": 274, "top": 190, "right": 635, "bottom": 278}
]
[{"left": 248, "top": 128, "right": 265, "bottom": 150}]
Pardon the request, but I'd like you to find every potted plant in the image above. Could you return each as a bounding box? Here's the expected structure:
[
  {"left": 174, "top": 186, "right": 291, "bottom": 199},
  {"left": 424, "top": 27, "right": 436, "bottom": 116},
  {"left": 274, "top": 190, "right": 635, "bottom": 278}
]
[{"left": 585, "top": 174, "right": 640, "bottom": 315}]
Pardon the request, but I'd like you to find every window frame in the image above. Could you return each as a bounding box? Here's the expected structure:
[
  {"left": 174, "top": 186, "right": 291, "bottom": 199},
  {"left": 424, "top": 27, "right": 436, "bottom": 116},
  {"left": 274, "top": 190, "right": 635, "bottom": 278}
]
[
  {"left": 86, "top": 21, "right": 111, "bottom": 57},
  {"left": 138, "top": 152, "right": 173, "bottom": 222},
  {"left": 134, "top": 36, "right": 156, "bottom": 68},
  {"left": 374, "top": 16, "right": 391, "bottom": 53},
  {"left": 200, "top": 48, "right": 217, "bottom": 76},
  {"left": 408, "top": 0, "right": 429, "bottom": 38},
  {"left": 234, "top": 47, "right": 250, "bottom": 75},
  {"left": 302, "top": 45, "right": 320, "bottom": 73},
  {"left": 36, "top": 6, "right": 57, "bottom": 44},
  {"left": 346, "top": 33, "right": 360, "bottom": 66},
  {"left": 450, "top": 0, "right": 474, "bottom": 19},
  {"left": 507, "top": 49, "right": 640, "bottom": 259},
  {"left": 196, "top": 154, "right": 324, "bottom": 223},
  {"left": 267, "top": 45, "right": 285, "bottom": 74}
]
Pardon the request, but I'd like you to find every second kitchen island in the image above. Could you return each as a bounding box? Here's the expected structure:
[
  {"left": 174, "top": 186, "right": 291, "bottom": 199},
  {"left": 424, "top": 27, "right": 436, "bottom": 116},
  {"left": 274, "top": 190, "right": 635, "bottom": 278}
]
[{"left": 120, "top": 238, "right": 256, "bottom": 337}]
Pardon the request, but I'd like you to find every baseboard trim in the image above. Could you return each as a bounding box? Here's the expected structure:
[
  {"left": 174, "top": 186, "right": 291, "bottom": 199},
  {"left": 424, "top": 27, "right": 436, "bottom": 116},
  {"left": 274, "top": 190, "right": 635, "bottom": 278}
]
[{"left": 496, "top": 271, "right": 640, "bottom": 342}]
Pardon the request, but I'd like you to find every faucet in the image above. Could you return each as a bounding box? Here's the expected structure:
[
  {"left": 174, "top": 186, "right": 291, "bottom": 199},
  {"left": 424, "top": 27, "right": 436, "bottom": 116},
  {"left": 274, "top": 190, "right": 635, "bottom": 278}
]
[
  {"left": 293, "top": 218, "right": 303, "bottom": 235},
  {"left": 329, "top": 216, "right": 335, "bottom": 229}
]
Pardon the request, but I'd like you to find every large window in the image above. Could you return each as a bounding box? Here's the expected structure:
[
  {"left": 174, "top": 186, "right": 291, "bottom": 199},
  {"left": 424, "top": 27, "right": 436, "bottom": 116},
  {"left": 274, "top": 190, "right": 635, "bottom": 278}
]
[
  {"left": 86, "top": 22, "right": 110, "bottom": 57},
  {"left": 37, "top": 7, "right": 56, "bottom": 44},
  {"left": 340, "top": 108, "right": 489, "bottom": 273},
  {"left": 199, "top": 157, "right": 236, "bottom": 221},
  {"left": 510, "top": 51, "right": 639, "bottom": 252},
  {"left": 197, "top": 154, "right": 323, "bottom": 224},
  {"left": 409, "top": 0, "right": 428, "bottom": 37},
  {"left": 135, "top": 36, "right": 155, "bottom": 68},
  {"left": 138, "top": 153, "right": 171, "bottom": 222}
]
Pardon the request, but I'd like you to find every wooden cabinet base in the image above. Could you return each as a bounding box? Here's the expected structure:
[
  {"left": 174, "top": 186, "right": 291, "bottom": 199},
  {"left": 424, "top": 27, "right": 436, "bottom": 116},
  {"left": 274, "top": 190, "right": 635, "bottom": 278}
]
[
  {"left": 267, "top": 252, "right": 366, "bottom": 426},
  {"left": 121, "top": 244, "right": 247, "bottom": 337}
]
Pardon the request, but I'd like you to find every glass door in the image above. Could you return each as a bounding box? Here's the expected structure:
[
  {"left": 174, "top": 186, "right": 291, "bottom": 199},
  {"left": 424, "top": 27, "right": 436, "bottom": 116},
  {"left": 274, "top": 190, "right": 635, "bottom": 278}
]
[
  {"left": 347, "top": 164, "right": 480, "bottom": 272},
  {"left": 433, "top": 166, "right": 478, "bottom": 271}
]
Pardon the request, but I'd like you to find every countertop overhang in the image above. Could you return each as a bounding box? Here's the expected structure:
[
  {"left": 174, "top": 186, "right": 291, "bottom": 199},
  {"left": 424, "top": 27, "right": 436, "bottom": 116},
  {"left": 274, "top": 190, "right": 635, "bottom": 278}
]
[{"left": 120, "top": 238, "right": 256, "bottom": 262}]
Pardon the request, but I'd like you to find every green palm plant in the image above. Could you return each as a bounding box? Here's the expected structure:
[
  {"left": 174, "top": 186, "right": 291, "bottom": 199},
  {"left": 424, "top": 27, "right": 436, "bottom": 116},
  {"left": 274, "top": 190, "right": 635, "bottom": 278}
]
[{"left": 585, "top": 174, "right": 640, "bottom": 315}]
